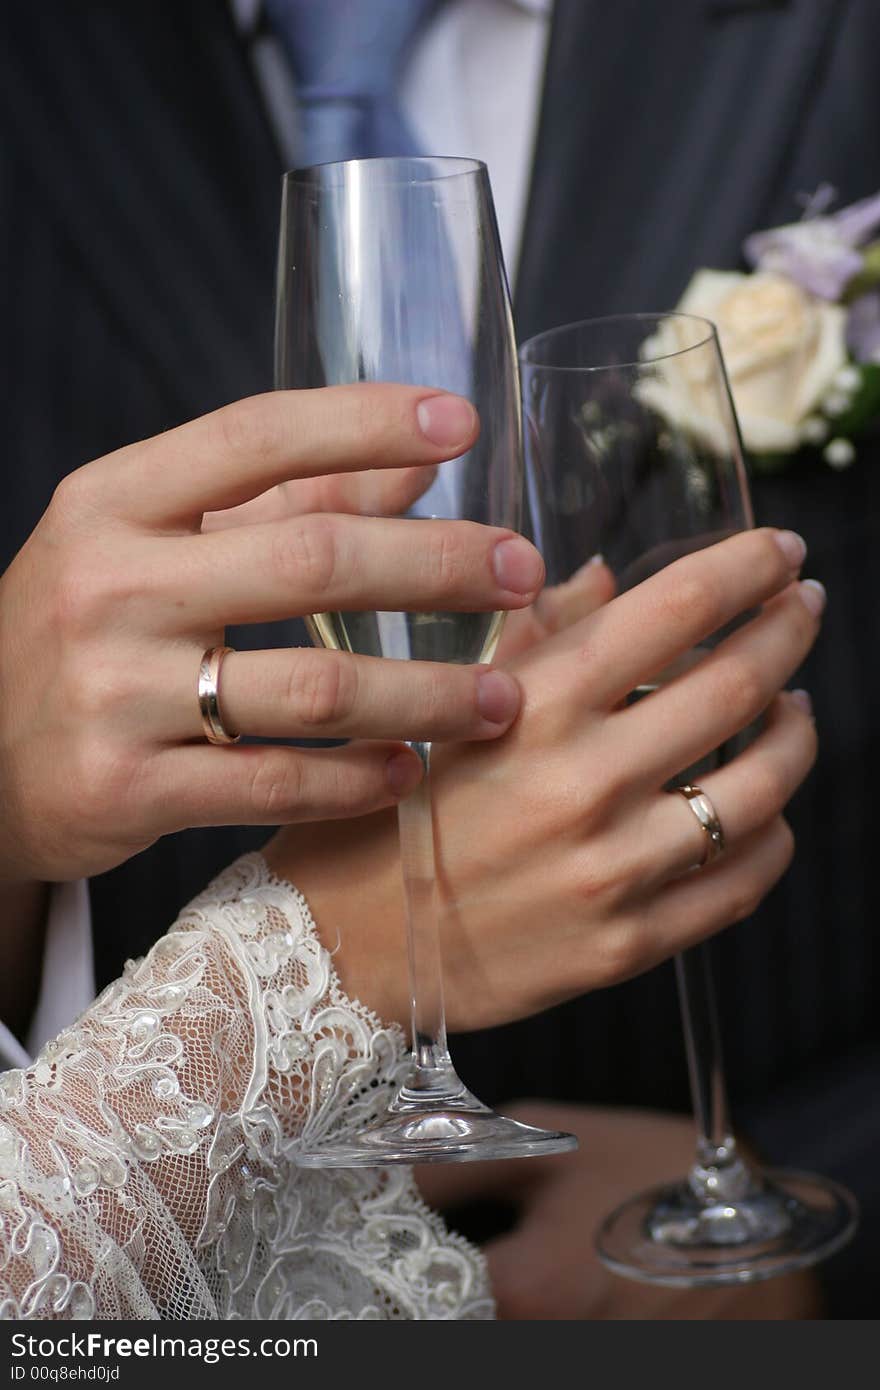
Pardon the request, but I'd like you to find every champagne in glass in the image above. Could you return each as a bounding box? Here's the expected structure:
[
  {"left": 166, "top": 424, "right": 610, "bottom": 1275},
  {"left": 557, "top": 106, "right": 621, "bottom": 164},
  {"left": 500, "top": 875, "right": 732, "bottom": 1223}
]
[
  {"left": 276, "top": 156, "right": 576, "bottom": 1165},
  {"left": 306, "top": 609, "right": 505, "bottom": 666}
]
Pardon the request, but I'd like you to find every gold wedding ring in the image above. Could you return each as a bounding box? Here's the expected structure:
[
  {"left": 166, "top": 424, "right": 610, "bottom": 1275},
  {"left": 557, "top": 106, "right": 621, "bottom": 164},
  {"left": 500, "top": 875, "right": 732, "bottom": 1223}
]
[
  {"left": 198, "top": 646, "right": 240, "bottom": 746},
  {"left": 675, "top": 783, "right": 725, "bottom": 866}
]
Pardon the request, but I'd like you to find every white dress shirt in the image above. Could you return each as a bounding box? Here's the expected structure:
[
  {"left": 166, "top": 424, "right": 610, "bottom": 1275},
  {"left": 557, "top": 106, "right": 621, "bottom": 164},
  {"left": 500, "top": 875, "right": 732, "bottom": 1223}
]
[{"left": 0, "top": 0, "right": 551, "bottom": 1070}]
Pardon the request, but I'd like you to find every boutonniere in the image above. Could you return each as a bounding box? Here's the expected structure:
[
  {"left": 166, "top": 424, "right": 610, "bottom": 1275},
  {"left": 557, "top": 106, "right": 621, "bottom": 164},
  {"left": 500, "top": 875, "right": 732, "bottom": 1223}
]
[{"left": 673, "top": 186, "right": 880, "bottom": 471}]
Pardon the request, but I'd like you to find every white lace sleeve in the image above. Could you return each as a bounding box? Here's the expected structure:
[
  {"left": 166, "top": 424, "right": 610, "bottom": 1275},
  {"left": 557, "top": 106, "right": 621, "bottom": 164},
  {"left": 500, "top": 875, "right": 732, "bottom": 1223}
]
[{"left": 0, "top": 854, "right": 493, "bottom": 1321}]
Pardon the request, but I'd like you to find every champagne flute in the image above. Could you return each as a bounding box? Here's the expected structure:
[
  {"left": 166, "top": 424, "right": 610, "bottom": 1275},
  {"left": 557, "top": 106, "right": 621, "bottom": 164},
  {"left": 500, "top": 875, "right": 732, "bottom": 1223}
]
[
  {"left": 275, "top": 156, "right": 576, "bottom": 1165},
  {"left": 520, "top": 313, "right": 858, "bottom": 1283}
]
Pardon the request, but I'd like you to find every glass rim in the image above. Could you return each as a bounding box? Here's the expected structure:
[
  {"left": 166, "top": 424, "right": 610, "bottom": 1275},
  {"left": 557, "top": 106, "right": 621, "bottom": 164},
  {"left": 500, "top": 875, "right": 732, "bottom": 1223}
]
[
  {"left": 281, "top": 155, "right": 487, "bottom": 187},
  {"left": 518, "top": 312, "right": 720, "bottom": 373}
]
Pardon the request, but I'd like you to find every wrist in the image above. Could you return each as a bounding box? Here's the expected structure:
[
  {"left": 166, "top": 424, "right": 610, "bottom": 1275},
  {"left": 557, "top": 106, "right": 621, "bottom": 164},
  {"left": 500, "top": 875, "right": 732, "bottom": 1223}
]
[{"left": 262, "top": 811, "right": 408, "bottom": 1028}]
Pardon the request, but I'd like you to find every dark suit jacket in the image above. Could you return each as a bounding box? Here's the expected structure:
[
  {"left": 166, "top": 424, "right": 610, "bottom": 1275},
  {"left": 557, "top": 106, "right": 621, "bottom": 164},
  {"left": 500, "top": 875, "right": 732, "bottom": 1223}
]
[{"left": 3, "top": 0, "right": 879, "bottom": 1315}]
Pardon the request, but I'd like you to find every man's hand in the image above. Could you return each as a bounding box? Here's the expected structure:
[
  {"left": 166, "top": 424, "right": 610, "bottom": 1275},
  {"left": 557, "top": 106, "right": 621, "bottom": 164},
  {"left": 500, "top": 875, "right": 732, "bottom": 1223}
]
[
  {"left": 0, "top": 385, "right": 545, "bottom": 883},
  {"left": 418, "top": 1102, "right": 822, "bottom": 1320}
]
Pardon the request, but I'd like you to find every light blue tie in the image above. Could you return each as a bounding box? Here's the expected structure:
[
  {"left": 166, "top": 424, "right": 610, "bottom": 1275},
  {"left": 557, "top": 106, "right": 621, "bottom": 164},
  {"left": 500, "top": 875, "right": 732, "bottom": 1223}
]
[{"left": 264, "top": 0, "right": 440, "bottom": 165}]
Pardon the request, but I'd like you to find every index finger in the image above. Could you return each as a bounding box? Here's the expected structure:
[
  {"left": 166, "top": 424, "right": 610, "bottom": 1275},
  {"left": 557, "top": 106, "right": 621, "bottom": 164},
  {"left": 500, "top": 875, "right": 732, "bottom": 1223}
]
[
  {"left": 529, "top": 528, "right": 807, "bottom": 708},
  {"left": 87, "top": 384, "right": 478, "bottom": 527}
]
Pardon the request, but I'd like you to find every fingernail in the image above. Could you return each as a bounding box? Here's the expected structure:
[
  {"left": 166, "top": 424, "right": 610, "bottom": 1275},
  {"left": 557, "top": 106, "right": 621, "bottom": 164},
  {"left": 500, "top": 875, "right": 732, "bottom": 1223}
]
[
  {"left": 386, "top": 749, "right": 424, "bottom": 796},
  {"left": 493, "top": 537, "right": 545, "bottom": 595},
  {"left": 476, "top": 669, "right": 521, "bottom": 725},
  {"left": 775, "top": 529, "right": 807, "bottom": 570},
  {"left": 790, "top": 688, "right": 813, "bottom": 715},
  {"left": 573, "top": 552, "right": 605, "bottom": 578},
  {"left": 798, "top": 578, "right": 827, "bottom": 616},
  {"left": 416, "top": 394, "right": 477, "bottom": 449}
]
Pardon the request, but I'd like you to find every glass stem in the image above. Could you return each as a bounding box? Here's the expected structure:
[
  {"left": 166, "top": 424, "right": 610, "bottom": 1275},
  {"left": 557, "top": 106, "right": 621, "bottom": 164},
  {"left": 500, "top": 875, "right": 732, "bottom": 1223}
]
[
  {"left": 675, "top": 944, "right": 751, "bottom": 1202},
  {"left": 396, "top": 741, "right": 457, "bottom": 1096}
]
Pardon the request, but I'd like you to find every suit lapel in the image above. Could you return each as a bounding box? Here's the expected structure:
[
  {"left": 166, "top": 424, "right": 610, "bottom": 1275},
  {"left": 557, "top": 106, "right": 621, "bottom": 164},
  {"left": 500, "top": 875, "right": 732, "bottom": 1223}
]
[
  {"left": 515, "top": 0, "right": 844, "bottom": 340},
  {"left": 1, "top": 1, "right": 283, "bottom": 420}
]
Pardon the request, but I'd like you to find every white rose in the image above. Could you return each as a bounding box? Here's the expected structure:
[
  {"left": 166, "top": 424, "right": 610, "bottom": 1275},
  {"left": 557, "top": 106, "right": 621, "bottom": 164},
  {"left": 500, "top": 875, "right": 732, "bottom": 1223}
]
[{"left": 642, "top": 270, "right": 847, "bottom": 454}]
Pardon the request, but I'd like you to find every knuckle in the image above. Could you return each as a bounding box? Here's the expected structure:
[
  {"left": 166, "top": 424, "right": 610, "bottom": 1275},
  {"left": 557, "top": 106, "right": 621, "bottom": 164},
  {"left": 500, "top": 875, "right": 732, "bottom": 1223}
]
[
  {"left": 581, "top": 764, "right": 630, "bottom": 833},
  {"left": 287, "top": 653, "right": 356, "bottom": 728},
  {"left": 590, "top": 919, "right": 647, "bottom": 987},
  {"left": 574, "top": 856, "right": 609, "bottom": 909},
  {"left": 74, "top": 740, "right": 142, "bottom": 827},
  {"left": 402, "top": 667, "right": 446, "bottom": 734},
  {"left": 662, "top": 569, "right": 721, "bottom": 633},
  {"left": 50, "top": 554, "right": 140, "bottom": 641},
  {"left": 50, "top": 562, "right": 111, "bottom": 639},
  {"left": 72, "top": 661, "right": 133, "bottom": 725},
  {"left": 246, "top": 755, "right": 305, "bottom": 821},
  {"left": 424, "top": 524, "right": 469, "bottom": 595},
  {"left": 50, "top": 466, "right": 96, "bottom": 521},
  {"left": 282, "top": 515, "right": 340, "bottom": 594},
  {"left": 425, "top": 666, "right": 463, "bottom": 726},
  {"left": 320, "top": 750, "right": 385, "bottom": 816},
  {"left": 216, "top": 394, "right": 283, "bottom": 465},
  {"left": 712, "top": 655, "right": 764, "bottom": 727},
  {"left": 598, "top": 763, "right": 632, "bottom": 817}
]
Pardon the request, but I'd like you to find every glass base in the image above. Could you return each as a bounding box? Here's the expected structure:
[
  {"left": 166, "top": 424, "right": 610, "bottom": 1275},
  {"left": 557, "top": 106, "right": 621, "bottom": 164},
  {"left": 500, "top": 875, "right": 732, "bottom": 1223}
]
[
  {"left": 296, "top": 1080, "right": 578, "bottom": 1167},
  {"left": 596, "top": 1168, "right": 858, "bottom": 1287}
]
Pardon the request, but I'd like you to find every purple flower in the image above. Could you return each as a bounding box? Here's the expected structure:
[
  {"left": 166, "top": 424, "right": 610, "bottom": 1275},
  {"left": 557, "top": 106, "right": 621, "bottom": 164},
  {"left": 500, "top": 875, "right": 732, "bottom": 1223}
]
[
  {"left": 744, "top": 189, "right": 880, "bottom": 302},
  {"left": 847, "top": 292, "right": 880, "bottom": 363},
  {"left": 831, "top": 190, "right": 880, "bottom": 247}
]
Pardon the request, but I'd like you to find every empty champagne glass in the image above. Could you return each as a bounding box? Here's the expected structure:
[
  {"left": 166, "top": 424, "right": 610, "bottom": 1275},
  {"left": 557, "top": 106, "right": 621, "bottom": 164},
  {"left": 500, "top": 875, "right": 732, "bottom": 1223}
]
[
  {"left": 275, "top": 156, "right": 576, "bottom": 1165},
  {"left": 520, "top": 313, "right": 858, "bottom": 1283}
]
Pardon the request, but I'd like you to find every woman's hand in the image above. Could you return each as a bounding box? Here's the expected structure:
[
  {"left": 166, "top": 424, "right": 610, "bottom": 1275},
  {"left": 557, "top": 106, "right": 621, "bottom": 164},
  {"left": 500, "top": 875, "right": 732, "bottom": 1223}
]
[
  {"left": 0, "top": 385, "right": 543, "bottom": 882},
  {"left": 266, "top": 527, "right": 820, "bottom": 1031}
]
